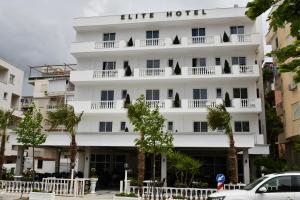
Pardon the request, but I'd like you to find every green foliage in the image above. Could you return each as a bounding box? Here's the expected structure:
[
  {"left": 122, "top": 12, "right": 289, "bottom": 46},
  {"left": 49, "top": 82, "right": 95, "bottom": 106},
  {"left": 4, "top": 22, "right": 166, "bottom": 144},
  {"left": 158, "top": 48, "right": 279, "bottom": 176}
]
[
  {"left": 254, "top": 156, "right": 300, "bottom": 173},
  {"left": 124, "top": 94, "right": 131, "bottom": 108},
  {"left": 222, "top": 32, "right": 230, "bottom": 42},
  {"left": 265, "top": 102, "right": 283, "bottom": 137},
  {"left": 173, "top": 93, "right": 181, "bottom": 108},
  {"left": 292, "top": 136, "right": 300, "bottom": 155},
  {"left": 173, "top": 35, "right": 180, "bottom": 45},
  {"left": 223, "top": 60, "right": 231, "bottom": 74},
  {"left": 90, "top": 168, "right": 98, "bottom": 178},
  {"left": 168, "top": 151, "right": 202, "bottom": 187},
  {"left": 207, "top": 104, "right": 231, "bottom": 134},
  {"left": 174, "top": 62, "right": 181, "bottom": 75},
  {"left": 246, "top": 0, "right": 300, "bottom": 82},
  {"left": 116, "top": 192, "right": 138, "bottom": 197},
  {"left": 125, "top": 66, "right": 132, "bottom": 76},
  {"left": 0, "top": 109, "right": 14, "bottom": 131},
  {"left": 263, "top": 68, "right": 274, "bottom": 83},
  {"left": 127, "top": 37, "right": 134, "bottom": 47},
  {"left": 15, "top": 105, "right": 46, "bottom": 148},
  {"left": 3, "top": 171, "right": 14, "bottom": 180},
  {"left": 224, "top": 92, "right": 231, "bottom": 107},
  {"left": 32, "top": 189, "right": 42, "bottom": 192}
]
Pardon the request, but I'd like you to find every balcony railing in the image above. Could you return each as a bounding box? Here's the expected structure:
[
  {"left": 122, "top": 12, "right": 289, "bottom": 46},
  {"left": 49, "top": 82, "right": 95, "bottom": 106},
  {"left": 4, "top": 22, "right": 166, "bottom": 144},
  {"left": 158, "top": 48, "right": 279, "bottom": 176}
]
[
  {"left": 145, "top": 100, "right": 165, "bottom": 109},
  {"left": 240, "top": 99, "right": 256, "bottom": 108},
  {"left": 187, "top": 99, "right": 217, "bottom": 108},
  {"left": 47, "top": 104, "right": 58, "bottom": 110},
  {"left": 91, "top": 101, "right": 116, "bottom": 109},
  {"left": 237, "top": 34, "right": 252, "bottom": 42},
  {"left": 139, "top": 68, "right": 165, "bottom": 77},
  {"left": 93, "top": 70, "right": 118, "bottom": 78},
  {"left": 95, "top": 41, "right": 119, "bottom": 49},
  {"left": 187, "top": 66, "right": 216, "bottom": 75},
  {"left": 239, "top": 65, "right": 254, "bottom": 73},
  {"left": 140, "top": 39, "right": 165, "bottom": 47},
  {"left": 190, "top": 35, "right": 215, "bottom": 44}
]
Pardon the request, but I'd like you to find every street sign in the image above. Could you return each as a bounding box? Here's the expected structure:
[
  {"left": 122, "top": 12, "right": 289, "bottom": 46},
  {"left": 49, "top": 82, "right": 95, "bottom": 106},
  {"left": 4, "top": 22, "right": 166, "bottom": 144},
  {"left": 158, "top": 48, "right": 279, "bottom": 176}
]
[{"left": 216, "top": 174, "right": 225, "bottom": 191}]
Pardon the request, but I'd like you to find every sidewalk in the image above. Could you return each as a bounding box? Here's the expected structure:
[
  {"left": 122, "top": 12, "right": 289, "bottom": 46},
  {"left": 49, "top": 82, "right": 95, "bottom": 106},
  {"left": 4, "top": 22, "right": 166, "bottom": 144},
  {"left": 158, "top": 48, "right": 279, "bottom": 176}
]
[{"left": 1, "top": 190, "right": 117, "bottom": 200}]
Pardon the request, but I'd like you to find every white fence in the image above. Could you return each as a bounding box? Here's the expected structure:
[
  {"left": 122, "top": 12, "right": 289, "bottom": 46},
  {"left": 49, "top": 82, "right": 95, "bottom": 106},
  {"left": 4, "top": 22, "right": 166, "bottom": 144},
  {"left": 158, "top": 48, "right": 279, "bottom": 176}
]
[{"left": 0, "top": 178, "right": 89, "bottom": 197}]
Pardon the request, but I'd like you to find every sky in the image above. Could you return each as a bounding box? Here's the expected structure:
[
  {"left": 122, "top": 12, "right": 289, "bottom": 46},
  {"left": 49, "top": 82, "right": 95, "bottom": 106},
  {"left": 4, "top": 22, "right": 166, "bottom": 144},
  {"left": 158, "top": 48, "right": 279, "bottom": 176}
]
[{"left": 0, "top": 0, "right": 269, "bottom": 96}]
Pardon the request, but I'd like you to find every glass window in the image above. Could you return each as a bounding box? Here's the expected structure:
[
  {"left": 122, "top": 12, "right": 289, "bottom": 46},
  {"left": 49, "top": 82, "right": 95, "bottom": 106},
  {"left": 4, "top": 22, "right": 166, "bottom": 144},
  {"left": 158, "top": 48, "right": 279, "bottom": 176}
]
[
  {"left": 199, "top": 58, "right": 206, "bottom": 67},
  {"left": 260, "top": 176, "right": 291, "bottom": 193},
  {"left": 291, "top": 176, "right": 300, "bottom": 192},
  {"left": 192, "top": 28, "right": 205, "bottom": 37},
  {"left": 194, "top": 121, "right": 208, "bottom": 132},
  {"left": 233, "top": 88, "right": 248, "bottom": 99},
  {"left": 168, "top": 121, "right": 173, "bottom": 131},
  {"left": 123, "top": 61, "right": 129, "bottom": 69},
  {"left": 3, "top": 92, "right": 7, "bottom": 100},
  {"left": 146, "top": 90, "right": 160, "bottom": 100},
  {"left": 234, "top": 121, "right": 250, "bottom": 132},
  {"left": 216, "top": 88, "right": 222, "bottom": 98},
  {"left": 99, "top": 122, "right": 113, "bottom": 132},
  {"left": 234, "top": 121, "right": 242, "bottom": 132},
  {"left": 147, "top": 60, "right": 160, "bottom": 68},
  {"left": 230, "top": 26, "right": 244, "bottom": 34},
  {"left": 37, "top": 160, "right": 43, "bottom": 169},
  {"left": 192, "top": 58, "right": 207, "bottom": 67},
  {"left": 146, "top": 30, "right": 159, "bottom": 39},
  {"left": 120, "top": 122, "right": 126, "bottom": 131},
  {"left": 194, "top": 122, "right": 200, "bottom": 132},
  {"left": 168, "top": 89, "right": 173, "bottom": 99},
  {"left": 103, "top": 61, "right": 116, "bottom": 70},
  {"left": 193, "top": 89, "right": 207, "bottom": 99},
  {"left": 9, "top": 74, "right": 15, "bottom": 84},
  {"left": 168, "top": 59, "right": 173, "bottom": 67},
  {"left": 201, "top": 122, "right": 208, "bottom": 132},
  {"left": 231, "top": 57, "right": 246, "bottom": 65},
  {"left": 101, "top": 90, "right": 114, "bottom": 101},
  {"left": 103, "top": 33, "right": 116, "bottom": 41},
  {"left": 121, "top": 90, "right": 127, "bottom": 99},
  {"left": 215, "top": 58, "right": 221, "bottom": 65}
]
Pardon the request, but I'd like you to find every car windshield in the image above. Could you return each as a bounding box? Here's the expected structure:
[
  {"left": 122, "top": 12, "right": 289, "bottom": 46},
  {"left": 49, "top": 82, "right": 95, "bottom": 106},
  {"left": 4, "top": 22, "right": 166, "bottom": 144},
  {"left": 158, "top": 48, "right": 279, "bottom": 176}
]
[{"left": 244, "top": 176, "right": 268, "bottom": 191}]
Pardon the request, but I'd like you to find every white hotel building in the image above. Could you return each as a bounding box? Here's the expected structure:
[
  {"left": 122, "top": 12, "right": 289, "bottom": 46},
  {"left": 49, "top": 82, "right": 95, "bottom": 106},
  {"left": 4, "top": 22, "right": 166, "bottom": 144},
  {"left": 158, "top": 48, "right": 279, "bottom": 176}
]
[{"left": 14, "top": 6, "right": 269, "bottom": 187}]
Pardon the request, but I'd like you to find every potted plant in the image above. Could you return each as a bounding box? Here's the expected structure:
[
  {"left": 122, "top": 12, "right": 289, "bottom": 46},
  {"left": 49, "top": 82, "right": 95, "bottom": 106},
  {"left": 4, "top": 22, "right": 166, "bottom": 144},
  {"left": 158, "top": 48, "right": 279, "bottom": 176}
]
[
  {"left": 223, "top": 31, "right": 230, "bottom": 42},
  {"left": 173, "top": 93, "right": 181, "bottom": 108},
  {"left": 124, "top": 94, "right": 131, "bottom": 108},
  {"left": 224, "top": 92, "right": 231, "bottom": 107},
  {"left": 125, "top": 66, "right": 132, "bottom": 77},
  {"left": 125, "top": 127, "right": 129, "bottom": 132},
  {"left": 223, "top": 60, "right": 231, "bottom": 74},
  {"left": 29, "top": 189, "right": 55, "bottom": 200},
  {"left": 90, "top": 168, "right": 98, "bottom": 194},
  {"left": 173, "top": 35, "right": 180, "bottom": 45},
  {"left": 174, "top": 62, "right": 181, "bottom": 75},
  {"left": 127, "top": 37, "right": 134, "bottom": 47},
  {"left": 113, "top": 192, "right": 140, "bottom": 200}
]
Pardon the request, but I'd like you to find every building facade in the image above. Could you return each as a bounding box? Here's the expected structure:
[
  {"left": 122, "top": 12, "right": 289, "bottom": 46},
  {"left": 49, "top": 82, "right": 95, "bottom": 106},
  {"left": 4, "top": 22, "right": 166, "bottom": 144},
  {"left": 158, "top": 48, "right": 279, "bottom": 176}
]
[
  {"left": 0, "top": 57, "right": 24, "bottom": 172},
  {"left": 266, "top": 23, "right": 299, "bottom": 163},
  {"left": 13, "top": 6, "right": 268, "bottom": 186}
]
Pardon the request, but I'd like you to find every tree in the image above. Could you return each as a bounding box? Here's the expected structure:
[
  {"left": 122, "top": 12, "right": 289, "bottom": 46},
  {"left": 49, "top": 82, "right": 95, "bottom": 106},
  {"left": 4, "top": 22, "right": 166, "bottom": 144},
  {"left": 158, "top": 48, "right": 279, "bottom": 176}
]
[
  {"left": 15, "top": 105, "right": 46, "bottom": 180},
  {"left": 127, "top": 37, "right": 134, "bottom": 47},
  {"left": 173, "top": 93, "right": 181, "bottom": 108},
  {"left": 174, "top": 62, "right": 181, "bottom": 75},
  {"left": 128, "top": 95, "right": 173, "bottom": 186},
  {"left": 224, "top": 92, "right": 231, "bottom": 107},
  {"left": 224, "top": 60, "right": 231, "bottom": 74},
  {"left": 207, "top": 104, "right": 238, "bottom": 183},
  {"left": 125, "top": 66, "right": 132, "bottom": 76},
  {"left": 246, "top": 0, "right": 300, "bottom": 82},
  {"left": 124, "top": 94, "right": 131, "bottom": 108},
  {"left": 173, "top": 35, "right": 180, "bottom": 45},
  {"left": 0, "top": 109, "right": 14, "bottom": 178},
  {"left": 223, "top": 31, "right": 230, "bottom": 42},
  {"left": 47, "top": 105, "right": 83, "bottom": 173}
]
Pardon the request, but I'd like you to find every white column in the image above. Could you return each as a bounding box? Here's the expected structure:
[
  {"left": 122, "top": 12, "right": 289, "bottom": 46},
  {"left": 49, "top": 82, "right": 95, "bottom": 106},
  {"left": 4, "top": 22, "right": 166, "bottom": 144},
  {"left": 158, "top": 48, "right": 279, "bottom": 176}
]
[
  {"left": 15, "top": 146, "right": 24, "bottom": 176},
  {"left": 243, "top": 149, "right": 250, "bottom": 184},
  {"left": 84, "top": 147, "right": 91, "bottom": 178},
  {"left": 161, "top": 154, "right": 167, "bottom": 186}
]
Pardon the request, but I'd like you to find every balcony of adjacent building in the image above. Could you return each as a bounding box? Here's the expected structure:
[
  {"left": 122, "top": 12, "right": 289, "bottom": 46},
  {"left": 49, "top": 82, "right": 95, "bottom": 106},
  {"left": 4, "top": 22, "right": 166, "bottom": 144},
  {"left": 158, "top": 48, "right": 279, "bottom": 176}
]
[
  {"left": 46, "top": 95, "right": 74, "bottom": 112},
  {"left": 71, "top": 33, "right": 260, "bottom": 57},
  {"left": 68, "top": 98, "right": 262, "bottom": 115},
  {"left": 0, "top": 65, "right": 8, "bottom": 84},
  {"left": 71, "top": 65, "right": 259, "bottom": 85}
]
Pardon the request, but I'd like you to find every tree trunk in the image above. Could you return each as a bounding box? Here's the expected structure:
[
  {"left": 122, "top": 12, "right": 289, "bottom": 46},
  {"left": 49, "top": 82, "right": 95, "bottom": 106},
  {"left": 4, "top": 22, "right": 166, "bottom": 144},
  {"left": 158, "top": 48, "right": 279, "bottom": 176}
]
[
  {"left": 152, "top": 153, "right": 156, "bottom": 199},
  {"left": 32, "top": 146, "right": 35, "bottom": 181},
  {"left": 228, "top": 133, "right": 238, "bottom": 184},
  {"left": 70, "top": 133, "right": 77, "bottom": 174},
  {"left": 0, "top": 130, "right": 6, "bottom": 179},
  {"left": 137, "top": 133, "right": 145, "bottom": 185}
]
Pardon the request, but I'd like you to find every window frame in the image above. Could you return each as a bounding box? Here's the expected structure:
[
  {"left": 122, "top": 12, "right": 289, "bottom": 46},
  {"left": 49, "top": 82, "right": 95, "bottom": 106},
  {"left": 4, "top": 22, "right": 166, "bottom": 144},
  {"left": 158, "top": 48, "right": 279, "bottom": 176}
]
[
  {"left": 146, "top": 30, "right": 159, "bottom": 39},
  {"left": 99, "top": 122, "right": 113, "bottom": 132},
  {"left": 146, "top": 89, "right": 160, "bottom": 100},
  {"left": 103, "top": 32, "right": 116, "bottom": 41},
  {"left": 121, "top": 90, "right": 127, "bottom": 99},
  {"left": 167, "top": 121, "right": 173, "bottom": 132},
  {"left": 9, "top": 74, "right": 15, "bottom": 85},
  {"left": 257, "top": 175, "right": 292, "bottom": 193},
  {"left": 120, "top": 122, "right": 126, "bottom": 131},
  {"left": 167, "top": 89, "right": 174, "bottom": 99},
  {"left": 193, "top": 121, "right": 208, "bottom": 133},
  {"left": 234, "top": 121, "right": 250, "bottom": 132}
]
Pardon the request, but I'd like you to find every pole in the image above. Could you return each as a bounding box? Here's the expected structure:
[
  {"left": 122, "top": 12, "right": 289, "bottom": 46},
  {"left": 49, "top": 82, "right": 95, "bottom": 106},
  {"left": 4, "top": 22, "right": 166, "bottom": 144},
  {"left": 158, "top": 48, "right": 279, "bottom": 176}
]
[{"left": 124, "top": 169, "right": 128, "bottom": 193}]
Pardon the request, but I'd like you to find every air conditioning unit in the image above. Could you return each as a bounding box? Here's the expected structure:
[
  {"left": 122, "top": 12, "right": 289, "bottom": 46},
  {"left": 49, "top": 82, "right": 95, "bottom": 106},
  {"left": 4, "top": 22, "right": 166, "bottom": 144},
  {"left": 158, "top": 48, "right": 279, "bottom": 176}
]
[{"left": 288, "top": 83, "right": 297, "bottom": 91}]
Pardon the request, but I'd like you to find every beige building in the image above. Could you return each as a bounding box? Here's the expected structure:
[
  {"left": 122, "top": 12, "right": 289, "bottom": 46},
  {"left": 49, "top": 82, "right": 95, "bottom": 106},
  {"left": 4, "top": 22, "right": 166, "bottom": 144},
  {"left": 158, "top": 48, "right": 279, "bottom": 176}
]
[{"left": 266, "top": 24, "right": 299, "bottom": 163}]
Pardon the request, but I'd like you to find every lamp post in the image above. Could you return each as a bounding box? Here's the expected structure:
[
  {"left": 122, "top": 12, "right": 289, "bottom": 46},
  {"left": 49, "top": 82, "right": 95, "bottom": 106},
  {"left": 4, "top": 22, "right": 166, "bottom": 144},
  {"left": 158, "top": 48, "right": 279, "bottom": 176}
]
[{"left": 124, "top": 163, "right": 129, "bottom": 193}]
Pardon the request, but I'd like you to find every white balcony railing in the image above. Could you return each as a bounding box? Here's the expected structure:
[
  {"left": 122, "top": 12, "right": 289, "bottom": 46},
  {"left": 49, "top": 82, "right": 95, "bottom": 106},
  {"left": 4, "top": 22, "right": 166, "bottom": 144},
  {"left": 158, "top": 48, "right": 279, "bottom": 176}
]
[
  {"left": 47, "top": 104, "right": 58, "bottom": 110},
  {"left": 240, "top": 99, "right": 256, "bottom": 108},
  {"left": 93, "top": 70, "right": 118, "bottom": 78},
  {"left": 139, "top": 68, "right": 165, "bottom": 77},
  {"left": 237, "top": 34, "right": 252, "bottom": 42},
  {"left": 190, "top": 35, "right": 215, "bottom": 44},
  {"left": 91, "top": 101, "right": 116, "bottom": 109},
  {"left": 146, "top": 100, "right": 165, "bottom": 109},
  {"left": 140, "top": 39, "right": 165, "bottom": 47},
  {"left": 188, "top": 99, "right": 216, "bottom": 108},
  {"left": 95, "top": 41, "right": 119, "bottom": 49},
  {"left": 187, "top": 66, "right": 216, "bottom": 75},
  {"left": 239, "top": 65, "right": 254, "bottom": 73}
]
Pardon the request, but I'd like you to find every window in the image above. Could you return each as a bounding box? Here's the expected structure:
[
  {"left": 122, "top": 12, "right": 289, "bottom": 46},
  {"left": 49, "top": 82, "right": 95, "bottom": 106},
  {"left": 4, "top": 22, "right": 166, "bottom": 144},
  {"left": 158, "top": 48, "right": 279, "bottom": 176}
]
[
  {"left": 168, "top": 59, "right": 174, "bottom": 67},
  {"left": 230, "top": 26, "right": 244, "bottom": 34},
  {"left": 120, "top": 122, "right": 126, "bottom": 131},
  {"left": 292, "top": 102, "right": 300, "bottom": 120},
  {"left": 37, "top": 160, "right": 43, "bottom": 169},
  {"left": 193, "top": 121, "right": 208, "bottom": 132},
  {"left": 291, "top": 176, "right": 300, "bottom": 192},
  {"left": 215, "top": 58, "right": 221, "bottom": 66},
  {"left": 146, "top": 60, "right": 160, "bottom": 68},
  {"left": 167, "top": 121, "right": 173, "bottom": 131},
  {"left": 3, "top": 92, "right": 7, "bottom": 100},
  {"left": 121, "top": 90, "right": 127, "bottom": 99},
  {"left": 192, "top": 28, "right": 205, "bottom": 37},
  {"left": 192, "top": 58, "right": 206, "bottom": 67},
  {"left": 275, "top": 37, "right": 279, "bottom": 49},
  {"left": 232, "top": 57, "right": 246, "bottom": 65},
  {"left": 102, "top": 61, "right": 116, "bottom": 70},
  {"left": 233, "top": 88, "right": 248, "bottom": 99},
  {"left": 168, "top": 89, "right": 173, "bottom": 99},
  {"left": 99, "top": 122, "right": 113, "bottom": 132},
  {"left": 216, "top": 88, "right": 222, "bottom": 98},
  {"left": 101, "top": 90, "right": 114, "bottom": 101},
  {"left": 146, "top": 90, "right": 159, "bottom": 100},
  {"left": 9, "top": 74, "right": 15, "bottom": 84},
  {"left": 234, "top": 121, "right": 250, "bottom": 132},
  {"left": 103, "top": 33, "right": 116, "bottom": 41},
  {"left": 123, "top": 61, "right": 129, "bottom": 69},
  {"left": 146, "top": 30, "right": 159, "bottom": 39},
  {"left": 193, "top": 89, "right": 207, "bottom": 99},
  {"left": 260, "top": 176, "right": 291, "bottom": 193}
]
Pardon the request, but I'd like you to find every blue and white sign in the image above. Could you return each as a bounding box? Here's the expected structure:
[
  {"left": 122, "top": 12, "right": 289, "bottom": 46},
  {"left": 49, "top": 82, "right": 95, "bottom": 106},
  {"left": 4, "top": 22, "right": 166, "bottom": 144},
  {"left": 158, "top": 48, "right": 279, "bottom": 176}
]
[{"left": 216, "top": 174, "right": 225, "bottom": 183}]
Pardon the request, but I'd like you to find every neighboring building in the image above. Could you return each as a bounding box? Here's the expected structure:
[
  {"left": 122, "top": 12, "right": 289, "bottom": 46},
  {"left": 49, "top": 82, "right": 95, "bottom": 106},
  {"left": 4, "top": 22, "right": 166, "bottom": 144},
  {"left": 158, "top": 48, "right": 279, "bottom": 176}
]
[
  {"left": 266, "top": 23, "right": 299, "bottom": 163},
  {"left": 12, "top": 6, "right": 268, "bottom": 185},
  {"left": 0, "top": 57, "right": 24, "bottom": 173}
]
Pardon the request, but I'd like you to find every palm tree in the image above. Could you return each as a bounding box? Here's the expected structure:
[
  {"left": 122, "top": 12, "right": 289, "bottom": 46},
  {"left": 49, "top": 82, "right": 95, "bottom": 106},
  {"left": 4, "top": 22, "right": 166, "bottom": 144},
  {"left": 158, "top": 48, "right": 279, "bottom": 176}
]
[
  {"left": 207, "top": 104, "right": 238, "bottom": 183},
  {"left": 47, "top": 105, "right": 83, "bottom": 173},
  {"left": 0, "top": 109, "right": 14, "bottom": 178}
]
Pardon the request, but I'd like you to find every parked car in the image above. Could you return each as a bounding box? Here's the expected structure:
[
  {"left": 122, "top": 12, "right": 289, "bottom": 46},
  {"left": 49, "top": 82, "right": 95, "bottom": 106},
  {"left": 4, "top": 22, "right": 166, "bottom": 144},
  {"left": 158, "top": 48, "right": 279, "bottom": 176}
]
[{"left": 208, "top": 172, "right": 300, "bottom": 200}]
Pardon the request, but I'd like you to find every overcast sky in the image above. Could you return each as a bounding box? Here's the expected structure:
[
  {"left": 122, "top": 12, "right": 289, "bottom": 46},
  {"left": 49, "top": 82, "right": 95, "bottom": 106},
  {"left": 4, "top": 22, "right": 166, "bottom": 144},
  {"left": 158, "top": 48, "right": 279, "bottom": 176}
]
[{"left": 0, "top": 0, "right": 268, "bottom": 96}]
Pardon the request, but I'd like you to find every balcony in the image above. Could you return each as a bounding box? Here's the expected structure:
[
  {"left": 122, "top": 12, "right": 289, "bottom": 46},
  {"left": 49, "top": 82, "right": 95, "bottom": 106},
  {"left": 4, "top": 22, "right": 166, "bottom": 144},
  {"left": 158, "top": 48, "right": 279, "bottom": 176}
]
[
  {"left": 69, "top": 98, "right": 262, "bottom": 114},
  {"left": 70, "top": 33, "right": 260, "bottom": 56},
  {"left": 71, "top": 65, "right": 259, "bottom": 84}
]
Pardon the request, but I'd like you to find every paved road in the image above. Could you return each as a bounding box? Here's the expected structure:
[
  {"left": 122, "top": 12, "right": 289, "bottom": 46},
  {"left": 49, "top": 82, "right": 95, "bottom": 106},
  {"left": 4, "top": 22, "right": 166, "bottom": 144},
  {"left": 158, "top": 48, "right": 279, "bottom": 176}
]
[{"left": 1, "top": 190, "right": 117, "bottom": 200}]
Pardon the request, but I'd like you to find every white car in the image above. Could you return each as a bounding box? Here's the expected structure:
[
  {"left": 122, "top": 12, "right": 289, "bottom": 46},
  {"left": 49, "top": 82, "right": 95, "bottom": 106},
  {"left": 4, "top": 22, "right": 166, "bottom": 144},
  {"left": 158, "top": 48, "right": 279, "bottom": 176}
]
[{"left": 208, "top": 172, "right": 300, "bottom": 200}]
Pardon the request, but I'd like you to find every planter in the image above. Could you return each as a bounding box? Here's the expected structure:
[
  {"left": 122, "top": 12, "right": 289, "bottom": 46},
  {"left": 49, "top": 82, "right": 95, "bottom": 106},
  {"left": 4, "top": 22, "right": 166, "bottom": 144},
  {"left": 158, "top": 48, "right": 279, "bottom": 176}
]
[
  {"left": 113, "top": 195, "right": 141, "bottom": 200},
  {"left": 29, "top": 192, "right": 55, "bottom": 200},
  {"left": 90, "top": 177, "right": 98, "bottom": 194}
]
